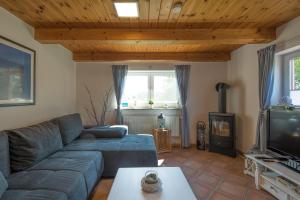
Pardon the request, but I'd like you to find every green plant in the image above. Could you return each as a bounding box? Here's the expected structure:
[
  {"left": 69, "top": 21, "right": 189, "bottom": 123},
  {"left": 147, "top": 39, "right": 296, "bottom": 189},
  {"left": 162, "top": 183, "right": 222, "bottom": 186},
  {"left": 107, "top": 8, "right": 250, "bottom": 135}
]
[{"left": 148, "top": 100, "right": 154, "bottom": 105}]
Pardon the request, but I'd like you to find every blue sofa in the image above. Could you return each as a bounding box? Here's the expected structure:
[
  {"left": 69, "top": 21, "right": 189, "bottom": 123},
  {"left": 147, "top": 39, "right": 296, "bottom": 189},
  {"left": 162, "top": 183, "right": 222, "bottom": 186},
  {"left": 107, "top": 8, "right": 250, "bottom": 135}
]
[{"left": 0, "top": 113, "right": 157, "bottom": 200}]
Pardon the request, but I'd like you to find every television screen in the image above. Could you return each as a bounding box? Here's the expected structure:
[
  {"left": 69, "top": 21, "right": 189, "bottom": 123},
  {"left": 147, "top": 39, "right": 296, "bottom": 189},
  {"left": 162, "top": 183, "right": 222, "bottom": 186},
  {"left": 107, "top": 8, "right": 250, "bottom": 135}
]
[{"left": 268, "top": 108, "right": 300, "bottom": 159}]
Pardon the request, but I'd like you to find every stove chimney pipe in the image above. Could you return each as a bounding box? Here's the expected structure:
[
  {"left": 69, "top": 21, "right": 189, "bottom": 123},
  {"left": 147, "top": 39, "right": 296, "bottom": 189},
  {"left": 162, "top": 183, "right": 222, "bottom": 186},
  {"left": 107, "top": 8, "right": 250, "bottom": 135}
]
[{"left": 215, "top": 82, "right": 230, "bottom": 113}]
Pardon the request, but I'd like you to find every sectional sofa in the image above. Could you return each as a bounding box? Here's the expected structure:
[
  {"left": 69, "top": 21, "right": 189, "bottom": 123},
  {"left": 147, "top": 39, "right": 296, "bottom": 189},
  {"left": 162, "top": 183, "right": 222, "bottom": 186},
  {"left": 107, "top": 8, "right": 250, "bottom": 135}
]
[{"left": 0, "top": 113, "right": 158, "bottom": 200}]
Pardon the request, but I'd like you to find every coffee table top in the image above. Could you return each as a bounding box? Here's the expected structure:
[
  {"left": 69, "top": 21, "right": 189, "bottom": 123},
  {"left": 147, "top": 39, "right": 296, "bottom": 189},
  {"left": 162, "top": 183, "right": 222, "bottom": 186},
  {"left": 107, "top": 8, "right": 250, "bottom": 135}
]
[{"left": 108, "top": 167, "right": 197, "bottom": 200}]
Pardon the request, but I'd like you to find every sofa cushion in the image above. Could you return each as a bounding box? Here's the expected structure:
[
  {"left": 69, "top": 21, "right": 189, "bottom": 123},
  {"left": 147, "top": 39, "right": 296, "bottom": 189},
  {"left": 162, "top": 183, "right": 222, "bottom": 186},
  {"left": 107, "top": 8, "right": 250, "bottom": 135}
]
[
  {"left": 0, "top": 132, "right": 10, "bottom": 177},
  {"left": 81, "top": 127, "right": 127, "bottom": 138},
  {"left": 1, "top": 189, "right": 67, "bottom": 200},
  {"left": 29, "top": 157, "right": 98, "bottom": 193},
  {"left": 51, "top": 113, "right": 83, "bottom": 145},
  {"left": 63, "top": 134, "right": 158, "bottom": 177},
  {"left": 7, "top": 170, "right": 87, "bottom": 200},
  {"left": 0, "top": 172, "right": 8, "bottom": 199},
  {"left": 7, "top": 121, "right": 63, "bottom": 172},
  {"left": 49, "top": 151, "right": 104, "bottom": 176}
]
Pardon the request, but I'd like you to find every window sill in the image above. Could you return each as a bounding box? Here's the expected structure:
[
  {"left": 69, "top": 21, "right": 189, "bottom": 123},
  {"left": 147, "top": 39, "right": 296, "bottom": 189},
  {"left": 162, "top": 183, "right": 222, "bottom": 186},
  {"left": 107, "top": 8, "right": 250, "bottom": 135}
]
[{"left": 121, "top": 108, "right": 181, "bottom": 110}]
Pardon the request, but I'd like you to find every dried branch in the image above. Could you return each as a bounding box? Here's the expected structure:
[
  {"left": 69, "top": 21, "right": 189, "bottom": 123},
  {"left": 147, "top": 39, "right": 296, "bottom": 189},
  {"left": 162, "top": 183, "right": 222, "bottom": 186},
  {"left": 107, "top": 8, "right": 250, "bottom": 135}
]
[
  {"left": 99, "top": 87, "right": 112, "bottom": 126},
  {"left": 84, "top": 84, "right": 113, "bottom": 126},
  {"left": 84, "top": 84, "right": 100, "bottom": 125}
]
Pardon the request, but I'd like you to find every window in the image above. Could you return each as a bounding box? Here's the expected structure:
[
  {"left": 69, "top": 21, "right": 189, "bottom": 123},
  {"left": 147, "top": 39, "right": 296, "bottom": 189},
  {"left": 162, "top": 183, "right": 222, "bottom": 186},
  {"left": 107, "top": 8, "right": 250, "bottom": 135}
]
[
  {"left": 289, "top": 56, "right": 300, "bottom": 105},
  {"left": 283, "top": 51, "right": 300, "bottom": 105},
  {"left": 121, "top": 70, "right": 179, "bottom": 109}
]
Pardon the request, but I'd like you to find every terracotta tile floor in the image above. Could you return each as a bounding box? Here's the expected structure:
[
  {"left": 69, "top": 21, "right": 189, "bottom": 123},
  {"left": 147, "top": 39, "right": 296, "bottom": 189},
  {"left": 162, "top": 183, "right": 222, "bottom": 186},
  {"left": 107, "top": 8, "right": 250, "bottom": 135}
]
[{"left": 91, "top": 147, "right": 276, "bottom": 200}]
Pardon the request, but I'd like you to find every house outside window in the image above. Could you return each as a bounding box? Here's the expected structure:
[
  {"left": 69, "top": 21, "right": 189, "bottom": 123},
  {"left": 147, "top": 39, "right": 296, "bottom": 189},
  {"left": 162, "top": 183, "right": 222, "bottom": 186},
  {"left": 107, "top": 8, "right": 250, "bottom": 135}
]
[{"left": 121, "top": 70, "right": 180, "bottom": 109}]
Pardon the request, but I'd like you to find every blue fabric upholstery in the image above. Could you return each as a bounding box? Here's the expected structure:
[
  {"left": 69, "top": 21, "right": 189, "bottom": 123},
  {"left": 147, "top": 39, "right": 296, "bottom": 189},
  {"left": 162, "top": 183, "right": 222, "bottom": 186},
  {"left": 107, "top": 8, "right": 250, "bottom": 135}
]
[
  {"left": 7, "top": 122, "right": 63, "bottom": 172},
  {"left": 81, "top": 127, "right": 127, "bottom": 138},
  {"left": 1, "top": 189, "right": 67, "bottom": 200},
  {"left": 0, "top": 172, "right": 8, "bottom": 199},
  {"left": 49, "top": 151, "right": 104, "bottom": 176},
  {"left": 51, "top": 113, "right": 83, "bottom": 145},
  {"left": 0, "top": 132, "right": 10, "bottom": 177},
  {"left": 63, "top": 134, "right": 158, "bottom": 177},
  {"left": 29, "top": 157, "right": 98, "bottom": 193},
  {"left": 7, "top": 170, "right": 87, "bottom": 200}
]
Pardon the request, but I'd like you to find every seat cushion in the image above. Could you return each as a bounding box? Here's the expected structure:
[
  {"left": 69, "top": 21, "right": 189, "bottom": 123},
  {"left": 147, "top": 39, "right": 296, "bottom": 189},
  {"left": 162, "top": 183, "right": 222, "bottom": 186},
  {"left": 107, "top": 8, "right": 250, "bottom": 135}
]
[
  {"left": 7, "top": 121, "right": 63, "bottom": 172},
  {"left": 49, "top": 151, "right": 104, "bottom": 176},
  {"left": 1, "top": 189, "right": 67, "bottom": 200},
  {"left": 51, "top": 113, "right": 83, "bottom": 145},
  {"left": 0, "top": 132, "right": 10, "bottom": 177},
  {"left": 7, "top": 170, "right": 87, "bottom": 200},
  {"left": 63, "top": 134, "right": 158, "bottom": 177},
  {"left": 0, "top": 172, "right": 8, "bottom": 199},
  {"left": 29, "top": 157, "right": 98, "bottom": 193}
]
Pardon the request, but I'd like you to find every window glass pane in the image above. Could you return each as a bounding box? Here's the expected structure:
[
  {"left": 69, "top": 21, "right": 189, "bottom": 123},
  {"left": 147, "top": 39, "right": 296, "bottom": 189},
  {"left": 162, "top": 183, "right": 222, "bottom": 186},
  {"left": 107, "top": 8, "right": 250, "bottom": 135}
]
[
  {"left": 122, "top": 74, "right": 148, "bottom": 106},
  {"left": 290, "top": 57, "right": 300, "bottom": 90},
  {"left": 290, "top": 90, "right": 300, "bottom": 105},
  {"left": 289, "top": 57, "right": 300, "bottom": 105},
  {"left": 153, "top": 72, "right": 178, "bottom": 103}
]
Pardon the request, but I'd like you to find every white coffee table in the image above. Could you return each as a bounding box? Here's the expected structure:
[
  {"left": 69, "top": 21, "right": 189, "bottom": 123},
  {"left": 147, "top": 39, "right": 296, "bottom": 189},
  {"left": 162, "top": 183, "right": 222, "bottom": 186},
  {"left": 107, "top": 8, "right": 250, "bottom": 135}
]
[{"left": 108, "top": 167, "right": 197, "bottom": 200}]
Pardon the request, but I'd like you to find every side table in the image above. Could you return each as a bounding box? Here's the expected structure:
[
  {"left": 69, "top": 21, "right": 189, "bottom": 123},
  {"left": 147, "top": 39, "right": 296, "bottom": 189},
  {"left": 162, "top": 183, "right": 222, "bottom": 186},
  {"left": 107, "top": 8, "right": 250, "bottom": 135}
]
[{"left": 152, "top": 128, "right": 172, "bottom": 153}]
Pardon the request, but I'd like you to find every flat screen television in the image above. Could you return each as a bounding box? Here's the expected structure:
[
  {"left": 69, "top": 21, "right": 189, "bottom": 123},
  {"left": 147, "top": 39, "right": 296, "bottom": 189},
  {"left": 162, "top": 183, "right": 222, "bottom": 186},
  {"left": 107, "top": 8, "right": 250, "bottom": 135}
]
[{"left": 267, "top": 108, "right": 300, "bottom": 160}]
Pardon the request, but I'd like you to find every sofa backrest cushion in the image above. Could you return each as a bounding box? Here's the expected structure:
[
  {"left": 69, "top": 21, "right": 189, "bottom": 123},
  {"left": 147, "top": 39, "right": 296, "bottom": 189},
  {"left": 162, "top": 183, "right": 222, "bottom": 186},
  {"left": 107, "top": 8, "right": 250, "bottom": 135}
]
[
  {"left": 8, "top": 121, "right": 63, "bottom": 172},
  {"left": 0, "top": 171, "right": 8, "bottom": 198},
  {"left": 51, "top": 113, "right": 83, "bottom": 145},
  {"left": 0, "top": 132, "right": 10, "bottom": 177}
]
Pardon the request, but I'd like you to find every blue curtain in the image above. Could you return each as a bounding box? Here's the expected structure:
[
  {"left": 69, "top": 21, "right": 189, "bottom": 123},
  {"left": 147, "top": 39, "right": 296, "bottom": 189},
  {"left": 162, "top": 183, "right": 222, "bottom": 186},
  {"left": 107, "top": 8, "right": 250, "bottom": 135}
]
[
  {"left": 175, "top": 65, "right": 191, "bottom": 148},
  {"left": 255, "top": 45, "right": 276, "bottom": 153},
  {"left": 112, "top": 65, "right": 128, "bottom": 124}
]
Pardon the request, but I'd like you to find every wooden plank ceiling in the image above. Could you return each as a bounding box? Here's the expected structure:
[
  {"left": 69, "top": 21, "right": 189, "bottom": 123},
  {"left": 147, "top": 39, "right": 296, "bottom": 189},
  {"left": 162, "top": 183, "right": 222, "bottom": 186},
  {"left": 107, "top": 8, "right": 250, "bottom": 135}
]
[{"left": 1, "top": 0, "right": 300, "bottom": 61}]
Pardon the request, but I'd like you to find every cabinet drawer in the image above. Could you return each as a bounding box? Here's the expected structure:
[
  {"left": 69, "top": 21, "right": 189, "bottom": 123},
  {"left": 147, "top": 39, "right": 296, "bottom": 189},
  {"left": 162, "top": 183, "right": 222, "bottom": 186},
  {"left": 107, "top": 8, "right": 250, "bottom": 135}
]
[{"left": 261, "top": 179, "right": 288, "bottom": 200}]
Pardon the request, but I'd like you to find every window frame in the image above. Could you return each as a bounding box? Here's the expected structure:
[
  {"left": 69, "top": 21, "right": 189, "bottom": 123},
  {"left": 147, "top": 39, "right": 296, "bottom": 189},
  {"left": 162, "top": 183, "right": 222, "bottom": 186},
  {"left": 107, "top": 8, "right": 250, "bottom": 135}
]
[
  {"left": 122, "top": 70, "right": 180, "bottom": 109},
  {"left": 282, "top": 50, "right": 300, "bottom": 104}
]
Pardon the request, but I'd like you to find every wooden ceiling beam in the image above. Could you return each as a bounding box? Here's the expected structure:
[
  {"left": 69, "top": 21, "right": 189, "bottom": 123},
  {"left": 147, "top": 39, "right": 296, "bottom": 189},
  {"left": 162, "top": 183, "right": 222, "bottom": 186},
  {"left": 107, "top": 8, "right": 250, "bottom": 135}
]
[
  {"left": 35, "top": 28, "right": 275, "bottom": 44},
  {"left": 73, "top": 52, "right": 231, "bottom": 62}
]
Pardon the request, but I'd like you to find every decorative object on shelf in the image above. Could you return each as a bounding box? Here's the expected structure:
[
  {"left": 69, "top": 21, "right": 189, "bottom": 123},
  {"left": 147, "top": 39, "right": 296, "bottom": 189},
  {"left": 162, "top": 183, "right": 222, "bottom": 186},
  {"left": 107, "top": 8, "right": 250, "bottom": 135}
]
[
  {"left": 157, "top": 113, "right": 166, "bottom": 129},
  {"left": 278, "top": 96, "right": 293, "bottom": 106},
  {"left": 141, "top": 170, "right": 162, "bottom": 193},
  {"left": 148, "top": 100, "right": 154, "bottom": 108},
  {"left": 153, "top": 128, "right": 172, "bottom": 153},
  {"left": 84, "top": 85, "right": 113, "bottom": 126},
  {"left": 196, "top": 121, "right": 206, "bottom": 150},
  {"left": 0, "top": 36, "right": 35, "bottom": 107}
]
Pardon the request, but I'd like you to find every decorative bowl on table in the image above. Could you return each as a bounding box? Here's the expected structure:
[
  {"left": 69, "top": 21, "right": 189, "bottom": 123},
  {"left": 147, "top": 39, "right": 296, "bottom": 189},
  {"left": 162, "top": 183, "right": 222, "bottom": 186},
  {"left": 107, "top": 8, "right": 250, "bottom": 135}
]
[{"left": 141, "top": 170, "right": 162, "bottom": 193}]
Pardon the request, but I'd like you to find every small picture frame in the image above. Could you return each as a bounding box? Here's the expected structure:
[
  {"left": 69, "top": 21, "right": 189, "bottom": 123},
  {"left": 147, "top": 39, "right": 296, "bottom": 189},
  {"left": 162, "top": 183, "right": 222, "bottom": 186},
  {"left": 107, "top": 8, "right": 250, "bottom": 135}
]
[{"left": 0, "top": 36, "right": 36, "bottom": 107}]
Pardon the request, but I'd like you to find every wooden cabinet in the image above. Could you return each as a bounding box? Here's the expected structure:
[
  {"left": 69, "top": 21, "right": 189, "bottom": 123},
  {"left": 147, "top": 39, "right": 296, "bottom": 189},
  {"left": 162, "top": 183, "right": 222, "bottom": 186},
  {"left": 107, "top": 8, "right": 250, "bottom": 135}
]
[
  {"left": 152, "top": 129, "right": 172, "bottom": 153},
  {"left": 244, "top": 154, "right": 300, "bottom": 200}
]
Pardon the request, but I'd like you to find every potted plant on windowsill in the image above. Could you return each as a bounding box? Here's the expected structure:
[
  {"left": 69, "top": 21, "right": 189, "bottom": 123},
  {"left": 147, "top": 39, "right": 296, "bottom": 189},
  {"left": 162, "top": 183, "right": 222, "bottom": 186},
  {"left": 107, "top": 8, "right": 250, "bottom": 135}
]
[{"left": 148, "top": 100, "right": 154, "bottom": 109}]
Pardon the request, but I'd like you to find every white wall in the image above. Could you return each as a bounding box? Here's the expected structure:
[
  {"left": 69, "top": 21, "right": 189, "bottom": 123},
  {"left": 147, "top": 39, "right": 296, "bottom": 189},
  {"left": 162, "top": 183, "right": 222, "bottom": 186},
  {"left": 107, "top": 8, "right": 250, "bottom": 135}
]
[
  {"left": 227, "top": 16, "right": 300, "bottom": 153},
  {"left": 76, "top": 61, "right": 228, "bottom": 143},
  {"left": 0, "top": 8, "right": 76, "bottom": 130}
]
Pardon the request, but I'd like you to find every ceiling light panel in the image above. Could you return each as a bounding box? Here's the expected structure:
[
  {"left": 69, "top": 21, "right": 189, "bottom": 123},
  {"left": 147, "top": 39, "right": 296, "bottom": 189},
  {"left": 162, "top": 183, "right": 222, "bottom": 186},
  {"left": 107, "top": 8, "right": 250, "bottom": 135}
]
[{"left": 114, "top": 2, "right": 139, "bottom": 17}]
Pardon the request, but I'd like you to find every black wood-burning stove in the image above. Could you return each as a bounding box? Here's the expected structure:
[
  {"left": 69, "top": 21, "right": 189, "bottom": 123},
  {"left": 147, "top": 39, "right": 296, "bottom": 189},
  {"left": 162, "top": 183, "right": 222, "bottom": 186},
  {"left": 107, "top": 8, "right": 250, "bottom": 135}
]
[{"left": 209, "top": 83, "right": 236, "bottom": 157}]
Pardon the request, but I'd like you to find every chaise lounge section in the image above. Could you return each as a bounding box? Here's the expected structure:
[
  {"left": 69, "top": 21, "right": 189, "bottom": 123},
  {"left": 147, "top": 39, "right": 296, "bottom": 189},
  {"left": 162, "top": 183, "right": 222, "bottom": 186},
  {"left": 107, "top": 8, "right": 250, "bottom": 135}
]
[{"left": 0, "top": 113, "right": 157, "bottom": 200}]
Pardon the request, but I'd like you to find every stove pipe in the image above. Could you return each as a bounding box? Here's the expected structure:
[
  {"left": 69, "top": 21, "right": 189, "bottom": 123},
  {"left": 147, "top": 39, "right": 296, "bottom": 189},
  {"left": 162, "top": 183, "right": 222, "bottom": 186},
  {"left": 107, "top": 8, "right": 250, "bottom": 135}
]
[{"left": 215, "top": 82, "right": 230, "bottom": 113}]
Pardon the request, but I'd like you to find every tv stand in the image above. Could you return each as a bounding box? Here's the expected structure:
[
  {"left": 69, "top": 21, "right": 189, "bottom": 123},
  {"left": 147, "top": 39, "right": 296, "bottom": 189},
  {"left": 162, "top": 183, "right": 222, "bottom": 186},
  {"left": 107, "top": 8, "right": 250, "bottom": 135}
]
[{"left": 245, "top": 154, "right": 300, "bottom": 200}]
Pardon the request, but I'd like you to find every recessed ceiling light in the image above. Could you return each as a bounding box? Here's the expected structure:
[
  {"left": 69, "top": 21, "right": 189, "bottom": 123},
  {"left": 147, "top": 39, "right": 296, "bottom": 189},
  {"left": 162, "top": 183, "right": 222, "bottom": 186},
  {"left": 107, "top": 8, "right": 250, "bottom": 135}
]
[
  {"left": 172, "top": 2, "right": 183, "bottom": 14},
  {"left": 114, "top": 2, "right": 139, "bottom": 18}
]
